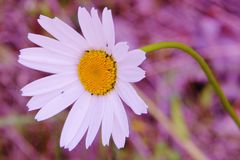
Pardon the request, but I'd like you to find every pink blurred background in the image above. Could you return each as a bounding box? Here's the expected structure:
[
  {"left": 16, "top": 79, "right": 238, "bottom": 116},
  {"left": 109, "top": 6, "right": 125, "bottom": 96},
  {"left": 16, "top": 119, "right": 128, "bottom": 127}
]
[{"left": 0, "top": 0, "right": 240, "bottom": 159}]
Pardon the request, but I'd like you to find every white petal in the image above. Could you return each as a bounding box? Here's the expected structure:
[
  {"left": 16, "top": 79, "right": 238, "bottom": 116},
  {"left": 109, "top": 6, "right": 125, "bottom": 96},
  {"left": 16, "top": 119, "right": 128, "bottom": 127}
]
[
  {"left": 90, "top": 8, "right": 106, "bottom": 48},
  {"left": 19, "top": 47, "right": 78, "bottom": 65},
  {"left": 117, "top": 81, "right": 148, "bottom": 115},
  {"left": 112, "top": 42, "right": 129, "bottom": 61},
  {"left": 112, "top": 91, "right": 129, "bottom": 137},
  {"left": 38, "top": 16, "right": 78, "bottom": 51},
  {"left": 60, "top": 91, "right": 91, "bottom": 147},
  {"left": 118, "top": 66, "right": 145, "bottom": 83},
  {"left": 35, "top": 81, "right": 83, "bottom": 121},
  {"left": 102, "top": 7, "right": 115, "bottom": 49},
  {"left": 28, "top": 33, "right": 80, "bottom": 58},
  {"left": 53, "top": 17, "right": 89, "bottom": 50},
  {"left": 112, "top": 116, "right": 126, "bottom": 149},
  {"left": 78, "top": 7, "right": 97, "bottom": 47},
  {"left": 85, "top": 96, "right": 104, "bottom": 148},
  {"left": 118, "top": 49, "right": 146, "bottom": 67},
  {"left": 66, "top": 96, "right": 97, "bottom": 150},
  {"left": 38, "top": 15, "right": 88, "bottom": 51},
  {"left": 18, "top": 59, "right": 76, "bottom": 74},
  {"left": 21, "top": 72, "right": 78, "bottom": 96},
  {"left": 101, "top": 92, "right": 114, "bottom": 146},
  {"left": 27, "top": 87, "right": 68, "bottom": 111}
]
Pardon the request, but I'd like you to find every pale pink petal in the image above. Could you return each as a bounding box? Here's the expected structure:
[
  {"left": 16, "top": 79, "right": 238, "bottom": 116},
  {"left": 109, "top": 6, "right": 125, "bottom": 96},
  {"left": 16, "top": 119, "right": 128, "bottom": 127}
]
[
  {"left": 112, "top": 42, "right": 129, "bottom": 61},
  {"left": 19, "top": 47, "right": 78, "bottom": 65},
  {"left": 102, "top": 7, "right": 115, "bottom": 49},
  {"left": 35, "top": 82, "right": 83, "bottom": 121},
  {"left": 112, "top": 92, "right": 129, "bottom": 137},
  {"left": 21, "top": 72, "right": 78, "bottom": 96},
  {"left": 38, "top": 15, "right": 89, "bottom": 51},
  {"left": 90, "top": 8, "right": 106, "bottom": 48},
  {"left": 18, "top": 59, "right": 76, "bottom": 74},
  {"left": 101, "top": 92, "right": 114, "bottom": 146},
  {"left": 27, "top": 87, "right": 69, "bottom": 111},
  {"left": 112, "top": 116, "right": 126, "bottom": 149},
  {"left": 53, "top": 17, "right": 89, "bottom": 50},
  {"left": 78, "top": 7, "right": 97, "bottom": 47},
  {"left": 60, "top": 91, "right": 91, "bottom": 147},
  {"left": 118, "top": 49, "right": 146, "bottom": 67},
  {"left": 118, "top": 66, "right": 145, "bottom": 83},
  {"left": 38, "top": 15, "right": 83, "bottom": 51},
  {"left": 85, "top": 96, "right": 104, "bottom": 148},
  {"left": 117, "top": 81, "right": 148, "bottom": 115},
  {"left": 28, "top": 33, "right": 80, "bottom": 58},
  {"left": 66, "top": 96, "right": 97, "bottom": 150}
]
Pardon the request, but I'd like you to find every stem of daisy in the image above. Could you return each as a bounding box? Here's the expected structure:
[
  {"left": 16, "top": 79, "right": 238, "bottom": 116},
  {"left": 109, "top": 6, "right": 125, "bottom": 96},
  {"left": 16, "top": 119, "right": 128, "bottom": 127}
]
[{"left": 140, "top": 41, "right": 240, "bottom": 128}]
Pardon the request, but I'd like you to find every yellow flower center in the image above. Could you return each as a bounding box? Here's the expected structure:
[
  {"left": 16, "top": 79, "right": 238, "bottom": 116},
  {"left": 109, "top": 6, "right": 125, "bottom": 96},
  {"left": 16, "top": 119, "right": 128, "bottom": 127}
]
[{"left": 77, "top": 50, "right": 117, "bottom": 95}]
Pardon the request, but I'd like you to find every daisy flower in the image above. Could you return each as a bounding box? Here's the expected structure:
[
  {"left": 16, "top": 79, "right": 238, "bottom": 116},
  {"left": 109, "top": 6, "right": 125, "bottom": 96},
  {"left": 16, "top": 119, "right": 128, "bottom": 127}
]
[{"left": 19, "top": 7, "right": 148, "bottom": 150}]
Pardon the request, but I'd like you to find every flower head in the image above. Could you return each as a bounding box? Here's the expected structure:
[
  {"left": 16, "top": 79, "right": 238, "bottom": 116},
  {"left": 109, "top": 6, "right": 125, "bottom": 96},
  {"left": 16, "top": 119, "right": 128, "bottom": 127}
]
[{"left": 19, "top": 7, "right": 148, "bottom": 150}]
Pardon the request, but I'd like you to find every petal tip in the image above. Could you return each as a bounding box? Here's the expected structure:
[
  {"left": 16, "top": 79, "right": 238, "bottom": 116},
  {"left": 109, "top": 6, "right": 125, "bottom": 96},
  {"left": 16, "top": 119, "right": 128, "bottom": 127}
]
[
  {"left": 116, "top": 144, "right": 125, "bottom": 149},
  {"left": 39, "top": 14, "right": 48, "bottom": 19},
  {"left": 35, "top": 116, "right": 40, "bottom": 121},
  {"left": 140, "top": 109, "right": 148, "bottom": 115},
  {"left": 27, "top": 33, "right": 34, "bottom": 40},
  {"left": 35, "top": 113, "right": 43, "bottom": 121},
  {"left": 59, "top": 141, "right": 65, "bottom": 148},
  {"left": 28, "top": 108, "right": 34, "bottom": 111}
]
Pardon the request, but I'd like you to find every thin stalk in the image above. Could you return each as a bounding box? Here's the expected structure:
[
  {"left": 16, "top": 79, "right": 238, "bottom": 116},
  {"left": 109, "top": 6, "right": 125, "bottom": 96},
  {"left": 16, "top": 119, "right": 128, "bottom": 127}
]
[
  {"left": 136, "top": 88, "right": 209, "bottom": 160},
  {"left": 141, "top": 41, "right": 240, "bottom": 128}
]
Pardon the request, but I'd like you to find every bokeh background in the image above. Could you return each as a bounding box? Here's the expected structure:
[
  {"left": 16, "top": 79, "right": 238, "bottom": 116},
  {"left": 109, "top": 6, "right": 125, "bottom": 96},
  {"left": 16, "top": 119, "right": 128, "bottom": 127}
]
[{"left": 1, "top": 0, "right": 240, "bottom": 159}]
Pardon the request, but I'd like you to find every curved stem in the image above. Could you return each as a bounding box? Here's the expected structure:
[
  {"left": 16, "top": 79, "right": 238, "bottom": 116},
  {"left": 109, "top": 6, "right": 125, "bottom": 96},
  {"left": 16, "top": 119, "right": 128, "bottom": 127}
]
[{"left": 141, "top": 41, "right": 240, "bottom": 128}]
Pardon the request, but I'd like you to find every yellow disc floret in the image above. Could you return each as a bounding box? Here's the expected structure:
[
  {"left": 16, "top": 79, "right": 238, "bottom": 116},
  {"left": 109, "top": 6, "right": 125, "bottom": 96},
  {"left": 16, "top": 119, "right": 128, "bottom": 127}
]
[{"left": 78, "top": 50, "right": 117, "bottom": 95}]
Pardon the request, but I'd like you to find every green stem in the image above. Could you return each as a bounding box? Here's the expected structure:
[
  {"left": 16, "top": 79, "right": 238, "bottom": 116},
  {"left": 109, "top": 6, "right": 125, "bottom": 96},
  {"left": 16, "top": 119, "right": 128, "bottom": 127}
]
[{"left": 141, "top": 41, "right": 240, "bottom": 128}]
